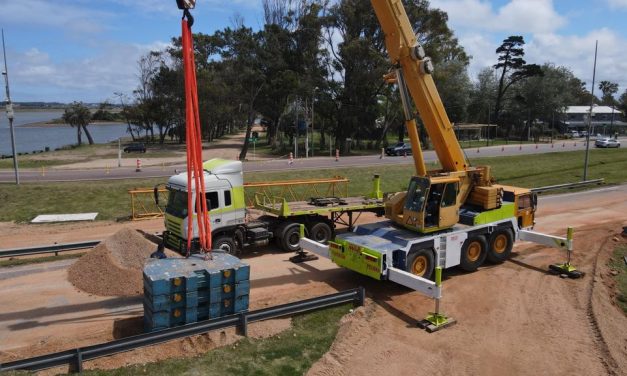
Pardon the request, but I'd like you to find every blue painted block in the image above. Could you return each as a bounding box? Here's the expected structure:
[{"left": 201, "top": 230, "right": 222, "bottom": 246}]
[{"left": 143, "top": 252, "right": 250, "bottom": 332}]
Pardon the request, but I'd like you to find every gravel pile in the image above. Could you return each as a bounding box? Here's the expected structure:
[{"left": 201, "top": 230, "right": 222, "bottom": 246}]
[{"left": 68, "top": 227, "right": 157, "bottom": 296}]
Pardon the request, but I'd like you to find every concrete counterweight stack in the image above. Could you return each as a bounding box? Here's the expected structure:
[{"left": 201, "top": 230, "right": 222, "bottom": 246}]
[{"left": 143, "top": 252, "right": 250, "bottom": 332}]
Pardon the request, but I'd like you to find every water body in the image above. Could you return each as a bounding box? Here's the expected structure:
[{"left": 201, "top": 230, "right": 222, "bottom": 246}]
[{"left": 0, "top": 111, "right": 131, "bottom": 155}]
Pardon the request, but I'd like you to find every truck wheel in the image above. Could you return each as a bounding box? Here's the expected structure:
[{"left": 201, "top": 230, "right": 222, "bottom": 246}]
[
  {"left": 213, "top": 236, "right": 238, "bottom": 255},
  {"left": 406, "top": 249, "right": 435, "bottom": 280},
  {"left": 308, "top": 222, "right": 333, "bottom": 244},
  {"left": 486, "top": 229, "right": 513, "bottom": 263},
  {"left": 276, "top": 223, "right": 301, "bottom": 252},
  {"left": 460, "top": 235, "right": 487, "bottom": 272}
]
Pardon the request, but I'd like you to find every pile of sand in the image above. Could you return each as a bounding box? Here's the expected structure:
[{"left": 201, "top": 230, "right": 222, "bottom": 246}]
[{"left": 68, "top": 227, "right": 158, "bottom": 296}]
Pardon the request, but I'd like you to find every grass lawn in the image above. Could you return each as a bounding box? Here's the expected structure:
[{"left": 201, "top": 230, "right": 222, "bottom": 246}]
[
  {"left": 81, "top": 304, "right": 350, "bottom": 376},
  {"left": 1, "top": 148, "right": 627, "bottom": 223},
  {"left": 609, "top": 245, "right": 627, "bottom": 315},
  {"left": 0, "top": 253, "right": 84, "bottom": 268}
]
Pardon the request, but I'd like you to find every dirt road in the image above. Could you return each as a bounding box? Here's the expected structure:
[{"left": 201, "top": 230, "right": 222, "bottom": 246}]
[{"left": 0, "top": 185, "right": 625, "bottom": 374}]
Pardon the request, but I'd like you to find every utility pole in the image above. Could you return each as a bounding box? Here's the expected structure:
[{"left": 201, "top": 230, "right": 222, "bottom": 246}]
[
  {"left": 583, "top": 40, "right": 598, "bottom": 181},
  {"left": 2, "top": 29, "right": 19, "bottom": 184}
]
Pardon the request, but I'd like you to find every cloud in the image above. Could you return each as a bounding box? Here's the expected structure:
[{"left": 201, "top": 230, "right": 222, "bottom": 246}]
[
  {"left": 0, "top": 0, "right": 112, "bottom": 34},
  {"left": 430, "top": 0, "right": 626, "bottom": 95},
  {"left": 8, "top": 41, "right": 171, "bottom": 103},
  {"left": 431, "top": 0, "right": 566, "bottom": 34},
  {"left": 607, "top": 0, "right": 627, "bottom": 9},
  {"left": 526, "top": 29, "right": 627, "bottom": 92}
]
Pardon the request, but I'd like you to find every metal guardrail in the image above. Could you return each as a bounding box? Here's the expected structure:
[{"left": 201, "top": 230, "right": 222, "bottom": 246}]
[
  {"left": 0, "top": 240, "right": 101, "bottom": 258},
  {"left": 531, "top": 179, "right": 604, "bottom": 193},
  {"left": 0, "top": 287, "right": 365, "bottom": 372}
]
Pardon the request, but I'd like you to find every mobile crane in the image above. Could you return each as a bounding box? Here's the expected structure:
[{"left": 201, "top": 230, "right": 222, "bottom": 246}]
[{"left": 299, "top": 0, "right": 580, "bottom": 331}]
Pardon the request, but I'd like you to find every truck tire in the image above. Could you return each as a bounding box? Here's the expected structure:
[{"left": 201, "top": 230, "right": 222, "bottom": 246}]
[
  {"left": 213, "top": 236, "right": 238, "bottom": 255},
  {"left": 486, "top": 228, "right": 513, "bottom": 264},
  {"left": 406, "top": 249, "right": 435, "bottom": 280},
  {"left": 275, "top": 223, "right": 301, "bottom": 252},
  {"left": 308, "top": 222, "right": 333, "bottom": 244},
  {"left": 459, "top": 235, "right": 487, "bottom": 272}
]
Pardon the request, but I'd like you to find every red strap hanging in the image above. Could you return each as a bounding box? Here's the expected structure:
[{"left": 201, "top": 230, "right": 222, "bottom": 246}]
[{"left": 182, "top": 18, "right": 212, "bottom": 256}]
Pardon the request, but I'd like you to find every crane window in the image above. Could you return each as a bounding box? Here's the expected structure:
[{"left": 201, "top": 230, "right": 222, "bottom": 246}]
[
  {"left": 441, "top": 183, "right": 457, "bottom": 207},
  {"left": 405, "top": 177, "right": 430, "bottom": 212},
  {"left": 206, "top": 191, "right": 219, "bottom": 210},
  {"left": 224, "top": 190, "right": 232, "bottom": 206}
]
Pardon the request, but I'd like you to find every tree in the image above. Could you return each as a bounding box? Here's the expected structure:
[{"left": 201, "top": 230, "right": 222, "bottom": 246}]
[
  {"left": 62, "top": 101, "right": 93, "bottom": 146},
  {"left": 493, "top": 36, "right": 542, "bottom": 125},
  {"left": 619, "top": 89, "right": 627, "bottom": 118},
  {"left": 598, "top": 80, "right": 619, "bottom": 106}
]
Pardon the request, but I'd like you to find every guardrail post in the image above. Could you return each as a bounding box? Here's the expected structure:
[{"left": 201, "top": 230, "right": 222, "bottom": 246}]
[
  {"left": 70, "top": 349, "right": 83, "bottom": 374},
  {"left": 238, "top": 312, "right": 248, "bottom": 337},
  {"left": 356, "top": 286, "right": 366, "bottom": 307}
]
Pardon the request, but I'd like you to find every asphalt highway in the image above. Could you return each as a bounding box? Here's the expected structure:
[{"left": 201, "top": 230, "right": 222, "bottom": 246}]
[{"left": 0, "top": 139, "right": 611, "bottom": 183}]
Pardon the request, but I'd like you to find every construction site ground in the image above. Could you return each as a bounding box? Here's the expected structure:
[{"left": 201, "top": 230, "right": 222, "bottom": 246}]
[{"left": 0, "top": 185, "right": 626, "bottom": 375}]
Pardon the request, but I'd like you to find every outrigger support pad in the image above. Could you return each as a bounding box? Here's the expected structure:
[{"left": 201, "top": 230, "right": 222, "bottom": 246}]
[
  {"left": 290, "top": 225, "right": 319, "bottom": 263},
  {"left": 549, "top": 263, "right": 584, "bottom": 279},
  {"left": 548, "top": 227, "right": 584, "bottom": 279},
  {"left": 417, "top": 267, "right": 456, "bottom": 332}
]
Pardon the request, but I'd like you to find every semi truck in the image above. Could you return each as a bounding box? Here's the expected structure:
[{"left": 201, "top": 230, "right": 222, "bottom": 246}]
[{"left": 158, "top": 158, "right": 385, "bottom": 255}]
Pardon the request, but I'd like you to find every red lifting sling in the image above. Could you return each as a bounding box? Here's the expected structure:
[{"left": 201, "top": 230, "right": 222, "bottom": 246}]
[{"left": 182, "top": 17, "right": 211, "bottom": 256}]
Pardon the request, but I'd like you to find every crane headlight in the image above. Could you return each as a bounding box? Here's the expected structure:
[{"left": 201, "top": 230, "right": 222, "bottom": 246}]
[
  {"left": 410, "top": 44, "right": 426, "bottom": 61},
  {"left": 420, "top": 58, "right": 434, "bottom": 75}
]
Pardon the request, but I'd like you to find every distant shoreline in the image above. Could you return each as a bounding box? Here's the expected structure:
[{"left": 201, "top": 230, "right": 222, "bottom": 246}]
[{"left": 19, "top": 120, "right": 127, "bottom": 128}]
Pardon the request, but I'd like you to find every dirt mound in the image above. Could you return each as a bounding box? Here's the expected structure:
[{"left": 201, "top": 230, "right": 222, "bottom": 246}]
[
  {"left": 307, "top": 303, "right": 378, "bottom": 376},
  {"left": 68, "top": 227, "right": 158, "bottom": 296}
]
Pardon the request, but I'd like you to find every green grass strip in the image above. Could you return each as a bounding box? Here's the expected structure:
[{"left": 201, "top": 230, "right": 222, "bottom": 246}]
[{"left": 83, "top": 304, "right": 350, "bottom": 376}]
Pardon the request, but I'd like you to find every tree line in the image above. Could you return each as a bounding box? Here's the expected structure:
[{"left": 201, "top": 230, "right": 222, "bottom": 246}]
[{"left": 65, "top": 0, "right": 627, "bottom": 156}]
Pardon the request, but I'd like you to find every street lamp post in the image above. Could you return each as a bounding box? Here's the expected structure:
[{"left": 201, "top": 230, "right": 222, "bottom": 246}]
[
  {"left": 2, "top": 29, "right": 19, "bottom": 185},
  {"left": 583, "top": 40, "right": 598, "bottom": 181}
]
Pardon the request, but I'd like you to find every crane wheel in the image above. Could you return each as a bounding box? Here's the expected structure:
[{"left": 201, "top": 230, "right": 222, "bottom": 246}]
[
  {"left": 486, "top": 229, "right": 513, "bottom": 264},
  {"left": 406, "top": 249, "right": 435, "bottom": 280},
  {"left": 460, "top": 235, "right": 487, "bottom": 272},
  {"left": 308, "top": 222, "right": 334, "bottom": 244}
]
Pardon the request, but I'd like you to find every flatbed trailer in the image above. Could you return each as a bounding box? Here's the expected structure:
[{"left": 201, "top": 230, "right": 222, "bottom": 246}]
[{"left": 161, "top": 159, "right": 385, "bottom": 254}]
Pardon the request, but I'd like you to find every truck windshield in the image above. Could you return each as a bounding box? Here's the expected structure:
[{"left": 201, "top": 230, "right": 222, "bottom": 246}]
[
  {"left": 404, "top": 177, "right": 430, "bottom": 212},
  {"left": 166, "top": 189, "right": 188, "bottom": 217}
]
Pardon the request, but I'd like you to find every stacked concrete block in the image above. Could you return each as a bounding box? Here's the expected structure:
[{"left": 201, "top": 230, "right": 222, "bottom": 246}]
[{"left": 143, "top": 252, "right": 250, "bottom": 332}]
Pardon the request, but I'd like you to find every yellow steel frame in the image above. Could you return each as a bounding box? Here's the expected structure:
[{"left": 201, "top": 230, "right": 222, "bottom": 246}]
[
  {"left": 129, "top": 188, "right": 168, "bottom": 221},
  {"left": 243, "top": 177, "right": 349, "bottom": 208}
]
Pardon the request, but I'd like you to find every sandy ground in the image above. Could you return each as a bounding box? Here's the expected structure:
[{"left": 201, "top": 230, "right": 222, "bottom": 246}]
[
  {"left": 0, "top": 186, "right": 626, "bottom": 374},
  {"left": 36, "top": 126, "right": 273, "bottom": 170}
]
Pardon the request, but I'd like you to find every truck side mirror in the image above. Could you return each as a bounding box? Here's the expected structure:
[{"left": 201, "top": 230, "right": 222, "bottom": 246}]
[{"left": 153, "top": 186, "right": 160, "bottom": 206}]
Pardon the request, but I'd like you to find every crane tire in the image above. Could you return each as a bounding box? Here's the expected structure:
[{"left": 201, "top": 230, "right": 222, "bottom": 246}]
[
  {"left": 406, "top": 248, "right": 435, "bottom": 280},
  {"left": 486, "top": 229, "right": 513, "bottom": 264},
  {"left": 460, "top": 235, "right": 488, "bottom": 272}
]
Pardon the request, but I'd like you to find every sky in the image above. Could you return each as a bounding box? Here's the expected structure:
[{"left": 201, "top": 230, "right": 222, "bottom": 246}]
[{"left": 0, "top": 0, "right": 626, "bottom": 103}]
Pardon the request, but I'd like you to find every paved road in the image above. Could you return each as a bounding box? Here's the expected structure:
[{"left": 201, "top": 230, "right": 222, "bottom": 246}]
[{"left": 0, "top": 139, "right": 611, "bottom": 183}]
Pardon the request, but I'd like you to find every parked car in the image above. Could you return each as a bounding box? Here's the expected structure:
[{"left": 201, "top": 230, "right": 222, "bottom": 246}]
[
  {"left": 594, "top": 138, "right": 620, "bottom": 148},
  {"left": 385, "top": 142, "right": 413, "bottom": 156},
  {"left": 124, "top": 143, "right": 146, "bottom": 153},
  {"left": 568, "top": 130, "right": 580, "bottom": 138}
]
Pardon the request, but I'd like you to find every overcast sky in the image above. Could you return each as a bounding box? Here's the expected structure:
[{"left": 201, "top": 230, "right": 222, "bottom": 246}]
[{"left": 1, "top": 0, "right": 626, "bottom": 103}]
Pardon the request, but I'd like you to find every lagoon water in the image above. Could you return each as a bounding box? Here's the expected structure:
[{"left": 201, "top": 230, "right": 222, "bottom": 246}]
[{"left": 0, "top": 111, "right": 131, "bottom": 155}]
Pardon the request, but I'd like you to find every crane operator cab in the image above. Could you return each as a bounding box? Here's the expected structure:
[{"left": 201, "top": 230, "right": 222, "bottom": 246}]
[{"left": 387, "top": 176, "right": 461, "bottom": 233}]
